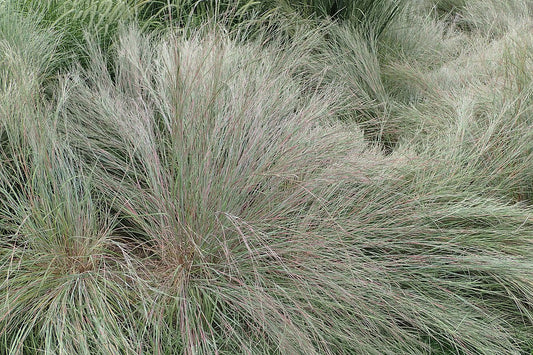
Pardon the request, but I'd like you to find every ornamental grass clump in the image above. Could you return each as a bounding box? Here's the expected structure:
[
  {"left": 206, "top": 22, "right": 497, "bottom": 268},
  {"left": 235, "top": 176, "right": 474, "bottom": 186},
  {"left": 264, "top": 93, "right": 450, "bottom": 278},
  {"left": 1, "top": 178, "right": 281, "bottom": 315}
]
[
  {"left": 58, "top": 27, "right": 375, "bottom": 353},
  {"left": 55, "top": 27, "right": 533, "bottom": 353},
  {"left": 0, "top": 144, "right": 144, "bottom": 354}
]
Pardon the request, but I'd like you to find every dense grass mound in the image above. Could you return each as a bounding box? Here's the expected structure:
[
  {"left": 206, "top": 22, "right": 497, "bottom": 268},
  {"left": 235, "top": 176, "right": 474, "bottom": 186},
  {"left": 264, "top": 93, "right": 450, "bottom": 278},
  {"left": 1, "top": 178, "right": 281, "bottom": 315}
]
[{"left": 0, "top": 0, "right": 532, "bottom": 354}]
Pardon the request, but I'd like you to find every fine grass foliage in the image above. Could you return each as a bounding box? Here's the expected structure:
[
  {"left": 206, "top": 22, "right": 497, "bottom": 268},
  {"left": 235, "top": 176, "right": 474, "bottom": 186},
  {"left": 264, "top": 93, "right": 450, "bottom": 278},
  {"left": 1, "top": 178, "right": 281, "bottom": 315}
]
[
  {"left": 58, "top": 27, "right": 374, "bottom": 353},
  {"left": 53, "top": 26, "right": 533, "bottom": 353},
  {"left": 0, "top": 13, "right": 145, "bottom": 353},
  {"left": 0, "top": 1, "right": 532, "bottom": 354}
]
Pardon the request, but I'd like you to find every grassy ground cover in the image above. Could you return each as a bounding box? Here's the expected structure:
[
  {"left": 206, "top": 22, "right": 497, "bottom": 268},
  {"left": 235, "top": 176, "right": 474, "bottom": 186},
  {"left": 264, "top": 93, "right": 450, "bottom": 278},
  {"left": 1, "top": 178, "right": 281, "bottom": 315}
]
[{"left": 0, "top": 0, "right": 532, "bottom": 354}]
